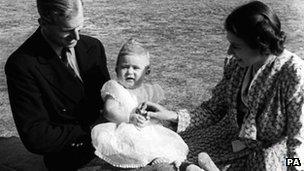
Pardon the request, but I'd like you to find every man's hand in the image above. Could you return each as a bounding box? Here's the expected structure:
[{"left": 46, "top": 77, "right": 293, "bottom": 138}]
[{"left": 145, "top": 101, "right": 178, "bottom": 122}]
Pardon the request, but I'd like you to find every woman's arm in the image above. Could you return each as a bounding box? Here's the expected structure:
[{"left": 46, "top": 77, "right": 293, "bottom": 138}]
[
  {"left": 282, "top": 57, "right": 304, "bottom": 171},
  {"left": 178, "top": 57, "right": 237, "bottom": 132},
  {"left": 191, "top": 57, "right": 237, "bottom": 124},
  {"left": 285, "top": 79, "right": 304, "bottom": 171},
  {"left": 286, "top": 95, "right": 304, "bottom": 171},
  {"left": 147, "top": 57, "right": 238, "bottom": 132}
]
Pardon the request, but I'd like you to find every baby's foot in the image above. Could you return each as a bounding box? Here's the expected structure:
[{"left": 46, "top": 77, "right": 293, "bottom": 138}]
[
  {"left": 186, "top": 164, "right": 204, "bottom": 171},
  {"left": 151, "top": 157, "right": 170, "bottom": 165},
  {"left": 198, "top": 152, "right": 219, "bottom": 171}
]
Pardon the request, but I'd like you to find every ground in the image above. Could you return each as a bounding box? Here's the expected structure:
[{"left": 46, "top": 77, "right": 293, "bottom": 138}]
[{"left": 0, "top": 0, "right": 303, "bottom": 170}]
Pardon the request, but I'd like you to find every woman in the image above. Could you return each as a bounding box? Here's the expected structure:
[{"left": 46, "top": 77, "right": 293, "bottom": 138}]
[{"left": 147, "top": 1, "right": 304, "bottom": 170}]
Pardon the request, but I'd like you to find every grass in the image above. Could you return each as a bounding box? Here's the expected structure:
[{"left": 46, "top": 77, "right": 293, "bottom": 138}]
[{"left": 0, "top": 0, "right": 304, "bottom": 137}]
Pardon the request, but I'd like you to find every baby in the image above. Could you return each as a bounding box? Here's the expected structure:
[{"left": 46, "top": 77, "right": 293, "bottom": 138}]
[{"left": 91, "top": 38, "right": 189, "bottom": 168}]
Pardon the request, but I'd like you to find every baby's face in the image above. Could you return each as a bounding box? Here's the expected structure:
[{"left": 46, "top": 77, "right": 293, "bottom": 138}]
[{"left": 116, "top": 54, "right": 149, "bottom": 89}]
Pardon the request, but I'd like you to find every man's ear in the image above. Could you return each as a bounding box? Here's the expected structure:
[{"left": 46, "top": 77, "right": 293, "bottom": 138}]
[
  {"left": 38, "top": 18, "right": 52, "bottom": 27},
  {"left": 145, "top": 66, "right": 151, "bottom": 75}
]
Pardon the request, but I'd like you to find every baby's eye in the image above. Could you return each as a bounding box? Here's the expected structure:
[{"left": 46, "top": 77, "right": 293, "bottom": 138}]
[{"left": 121, "top": 65, "right": 129, "bottom": 69}]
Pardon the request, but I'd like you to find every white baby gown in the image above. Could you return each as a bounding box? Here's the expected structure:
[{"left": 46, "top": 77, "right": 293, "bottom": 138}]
[{"left": 91, "top": 80, "right": 188, "bottom": 168}]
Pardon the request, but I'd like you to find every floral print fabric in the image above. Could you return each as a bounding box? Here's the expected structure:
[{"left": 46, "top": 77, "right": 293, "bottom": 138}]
[{"left": 178, "top": 50, "right": 304, "bottom": 171}]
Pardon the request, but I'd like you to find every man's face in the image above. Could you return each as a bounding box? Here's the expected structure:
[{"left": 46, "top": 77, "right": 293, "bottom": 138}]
[{"left": 41, "top": 0, "right": 84, "bottom": 48}]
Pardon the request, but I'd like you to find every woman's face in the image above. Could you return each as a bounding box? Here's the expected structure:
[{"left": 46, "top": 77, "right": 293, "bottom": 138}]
[{"left": 226, "top": 32, "right": 264, "bottom": 68}]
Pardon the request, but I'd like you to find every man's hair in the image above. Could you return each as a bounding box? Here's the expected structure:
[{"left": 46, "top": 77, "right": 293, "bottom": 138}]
[
  {"left": 225, "top": 1, "right": 286, "bottom": 56},
  {"left": 37, "top": 0, "right": 83, "bottom": 25}
]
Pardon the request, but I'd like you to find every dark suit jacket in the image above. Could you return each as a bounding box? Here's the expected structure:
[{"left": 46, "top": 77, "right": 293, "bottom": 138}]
[{"left": 5, "top": 28, "right": 110, "bottom": 170}]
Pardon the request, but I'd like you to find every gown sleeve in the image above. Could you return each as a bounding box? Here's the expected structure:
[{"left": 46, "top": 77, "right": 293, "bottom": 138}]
[
  {"left": 101, "top": 80, "right": 119, "bottom": 100},
  {"left": 147, "top": 84, "right": 165, "bottom": 103}
]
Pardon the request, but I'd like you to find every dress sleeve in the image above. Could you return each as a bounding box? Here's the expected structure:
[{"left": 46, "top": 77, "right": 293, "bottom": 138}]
[
  {"left": 101, "top": 80, "right": 120, "bottom": 101},
  {"left": 149, "top": 84, "right": 165, "bottom": 103},
  {"left": 284, "top": 60, "right": 304, "bottom": 171},
  {"left": 177, "top": 57, "right": 236, "bottom": 133}
]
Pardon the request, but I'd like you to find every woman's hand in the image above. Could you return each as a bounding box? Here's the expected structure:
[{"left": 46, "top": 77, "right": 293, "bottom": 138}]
[{"left": 145, "top": 101, "right": 178, "bottom": 122}]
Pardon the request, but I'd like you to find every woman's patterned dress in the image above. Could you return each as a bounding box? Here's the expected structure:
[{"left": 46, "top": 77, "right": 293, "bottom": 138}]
[{"left": 178, "top": 50, "right": 304, "bottom": 171}]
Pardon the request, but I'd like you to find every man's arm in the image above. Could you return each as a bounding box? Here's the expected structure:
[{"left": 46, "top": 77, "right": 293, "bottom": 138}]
[
  {"left": 96, "top": 40, "right": 111, "bottom": 85},
  {"left": 5, "top": 59, "right": 91, "bottom": 155}
]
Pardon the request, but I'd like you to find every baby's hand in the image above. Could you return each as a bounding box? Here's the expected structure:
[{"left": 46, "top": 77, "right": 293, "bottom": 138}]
[
  {"left": 129, "top": 113, "right": 149, "bottom": 127},
  {"left": 136, "top": 102, "right": 150, "bottom": 120}
]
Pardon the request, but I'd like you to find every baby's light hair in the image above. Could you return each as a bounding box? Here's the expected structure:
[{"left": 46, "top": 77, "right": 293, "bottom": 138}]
[{"left": 116, "top": 38, "right": 150, "bottom": 68}]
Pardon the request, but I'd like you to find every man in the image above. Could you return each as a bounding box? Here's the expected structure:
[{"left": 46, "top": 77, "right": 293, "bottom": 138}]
[{"left": 5, "top": 0, "right": 110, "bottom": 170}]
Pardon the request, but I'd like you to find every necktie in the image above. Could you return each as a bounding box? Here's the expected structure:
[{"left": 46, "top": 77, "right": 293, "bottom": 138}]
[{"left": 61, "top": 48, "right": 77, "bottom": 77}]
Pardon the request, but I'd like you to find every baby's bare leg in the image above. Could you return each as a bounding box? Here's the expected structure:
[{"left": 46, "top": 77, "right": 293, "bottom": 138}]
[
  {"left": 198, "top": 152, "right": 219, "bottom": 171},
  {"left": 186, "top": 164, "right": 205, "bottom": 171}
]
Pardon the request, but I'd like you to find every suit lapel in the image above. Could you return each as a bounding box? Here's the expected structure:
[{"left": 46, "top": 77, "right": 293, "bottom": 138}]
[
  {"left": 34, "top": 29, "right": 84, "bottom": 103},
  {"left": 74, "top": 40, "right": 87, "bottom": 80}
]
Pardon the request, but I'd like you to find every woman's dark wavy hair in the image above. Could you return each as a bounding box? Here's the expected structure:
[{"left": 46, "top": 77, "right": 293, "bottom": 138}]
[{"left": 225, "top": 1, "right": 286, "bottom": 56}]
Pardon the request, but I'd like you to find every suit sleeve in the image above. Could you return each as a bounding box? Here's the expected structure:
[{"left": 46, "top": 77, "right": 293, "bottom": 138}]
[
  {"left": 97, "top": 40, "right": 110, "bottom": 84},
  {"left": 5, "top": 58, "right": 92, "bottom": 155}
]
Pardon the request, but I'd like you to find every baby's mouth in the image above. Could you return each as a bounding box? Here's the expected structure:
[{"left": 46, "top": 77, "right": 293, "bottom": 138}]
[{"left": 126, "top": 77, "right": 135, "bottom": 81}]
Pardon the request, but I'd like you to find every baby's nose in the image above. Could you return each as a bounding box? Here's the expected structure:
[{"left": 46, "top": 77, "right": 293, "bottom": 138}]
[{"left": 126, "top": 67, "right": 134, "bottom": 74}]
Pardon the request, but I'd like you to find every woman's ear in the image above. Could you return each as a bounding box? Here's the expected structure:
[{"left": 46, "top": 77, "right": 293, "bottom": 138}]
[{"left": 145, "top": 66, "right": 151, "bottom": 75}]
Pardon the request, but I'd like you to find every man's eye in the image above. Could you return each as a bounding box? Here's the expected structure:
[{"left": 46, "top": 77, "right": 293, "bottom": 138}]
[{"left": 231, "top": 45, "right": 240, "bottom": 49}]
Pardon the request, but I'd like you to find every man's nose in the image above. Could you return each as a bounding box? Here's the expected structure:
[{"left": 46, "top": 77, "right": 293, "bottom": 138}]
[
  {"left": 227, "top": 45, "right": 233, "bottom": 55},
  {"left": 70, "top": 29, "right": 80, "bottom": 41}
]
